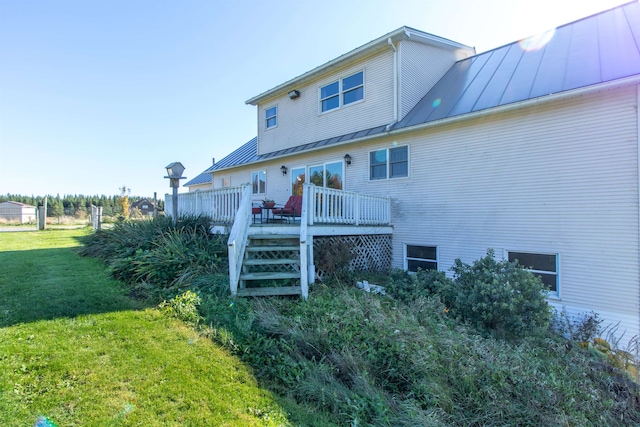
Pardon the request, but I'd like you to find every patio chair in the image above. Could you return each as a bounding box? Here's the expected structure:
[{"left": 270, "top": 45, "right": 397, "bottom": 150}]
[
  {"left": 272, "top": 195, "right": 302, "bottom": 223},
  {"left": 252, "top": 206, "right": 262, "bottom": 223}
]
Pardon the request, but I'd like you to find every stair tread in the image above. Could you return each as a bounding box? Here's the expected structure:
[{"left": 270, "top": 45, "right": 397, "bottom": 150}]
[
  {"left": 244, "top": 258, "right": 299, "bottom": 265},
  {"left": 237, "top": 286, "right": 302, "bottom": 297},
  {"left": 245, "top": 245, "right": 299, "bottom": 252},
  {"left": 249, "top": 234, "right": 299, "bottom": 240},
  {"left": 240, "top": 271, "right": 300, "bottom": 280}
]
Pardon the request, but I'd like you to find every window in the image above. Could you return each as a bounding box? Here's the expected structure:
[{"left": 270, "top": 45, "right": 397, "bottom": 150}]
[
  {"left": 320, "top": 71, "right": 364, "bottom": 113},
  {"left": 405, "top": 245, "right": 437, "bottom": 272},
  {"left": 221, "top": 177, "right": 230, "bottom": 188},
  {"left": 507, "top": 251, "right": 559, "bottom": 295},
  {"left": 265, "top": 106, "right": 277, "bottom": 129},
  {"left": 291, "top": 167, "right": 305, "bottom": 196},
  {"left": 309, "top": 161, "right": 343, "bottom": 190},
  {"left": 251, "top": 171, "right": 266, "bottom": 194},
  {"left": 370, "top": 146, "right": 408, "bottom": 180}
]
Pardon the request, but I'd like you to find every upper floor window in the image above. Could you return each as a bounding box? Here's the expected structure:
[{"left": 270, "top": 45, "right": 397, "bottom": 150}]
[
  {"left": 370, "top": 145, "right": 408, "bottom": 180},
  {"left": 252, "top": 171, "right": 266, "bottom": 194},
  {"left": 507, "top": 251, "right": 559, "bottom": 296},
  {"left": 320, "top": 71, "right": 364, "bottom": 113},
  {"left": 265, "top": 106, "right": 277, "bottom": 129}
]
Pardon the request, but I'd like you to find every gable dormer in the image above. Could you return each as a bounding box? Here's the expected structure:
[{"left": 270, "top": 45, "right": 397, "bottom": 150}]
[{"left": 246, "top": 27, "right": 474, "bottom": 156}]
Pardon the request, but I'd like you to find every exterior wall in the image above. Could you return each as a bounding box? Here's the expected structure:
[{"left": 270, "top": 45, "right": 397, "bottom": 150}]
[
  {"left": 0, "top": 202, "right": 37, "bottom": 223},
  {"left": 398, "top": 40, "right": 466, "bottom": 120},
  {"left": 255, "top": 49, "right": 395, "bottom": 155},
  {"left": 343, "top": 85, "right": 639, "bottom": 342},
  {"left": 187, "top": 182, "right": 213, "bottom": 192}
]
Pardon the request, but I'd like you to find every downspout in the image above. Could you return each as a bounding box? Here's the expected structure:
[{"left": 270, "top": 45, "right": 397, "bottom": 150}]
[{"left": 385, "top": 37, "right": 398, "bottom": 131}]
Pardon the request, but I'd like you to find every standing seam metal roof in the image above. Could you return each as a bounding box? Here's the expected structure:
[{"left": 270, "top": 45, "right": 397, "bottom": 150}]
[
  {"left": 206, "top": 2, "right": 640, "bottom": 173},
  {"left": 393, "top": 1, "right": 640, "bottom": 130}
]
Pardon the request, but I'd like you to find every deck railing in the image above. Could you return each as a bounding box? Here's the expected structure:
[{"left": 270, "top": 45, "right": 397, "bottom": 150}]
[
  {"left": 305, "top": 184, "right": 391, "bottom": 226},
  {"left": 227, "top": 184, "right": 252, "bottom": 296},
  {"left": 165, "top": 186, "right": 246, "bottom": 222}
]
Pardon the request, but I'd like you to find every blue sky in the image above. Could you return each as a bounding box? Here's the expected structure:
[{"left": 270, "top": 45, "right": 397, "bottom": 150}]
[{"left": 0, "top": 0, "right": 628, "bottom": 198}]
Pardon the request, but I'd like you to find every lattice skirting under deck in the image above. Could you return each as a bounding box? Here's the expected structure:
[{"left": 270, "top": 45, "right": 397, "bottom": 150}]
[{"left": 313, "top": 234, "right": 392, "bottom": 281}]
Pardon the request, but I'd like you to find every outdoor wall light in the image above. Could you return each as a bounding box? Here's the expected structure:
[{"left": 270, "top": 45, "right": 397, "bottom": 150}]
[
  {"left": 281, "top": 165, "right": 288, "bottom": 175},
  {"left": 288, "top": 90, "right": 300, "bottom": 99},
  {"left": 344, "top": 154, "right": 352, "bottom": 166}
]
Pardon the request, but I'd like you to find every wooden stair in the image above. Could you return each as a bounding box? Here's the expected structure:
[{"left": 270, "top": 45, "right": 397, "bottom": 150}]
[{"left": 237, "top": 234, "right": 302, "bottom": 297}]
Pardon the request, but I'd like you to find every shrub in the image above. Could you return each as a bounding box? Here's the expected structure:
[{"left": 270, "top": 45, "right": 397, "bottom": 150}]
[
  {"left": 159, "top": 290, "right": 202, "bottom": 325},
  {"left": 384, "top": 268, "right": 452, "bottom": 303},
  {"left": 448, "top": 249, "right": 551, "bottom": 338},
  {"left": 551, "top": 307, "right": 602, "bottom": 343}
]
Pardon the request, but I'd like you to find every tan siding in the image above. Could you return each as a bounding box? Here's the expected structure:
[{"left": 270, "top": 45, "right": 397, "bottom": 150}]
[
  {"left": 256, "top": 50, "right": 395, "bottom": 155},
  {"left": 398, "top": 40, "right": 463, "bottom": 120},
  {"left": 338, "top": 86, "right": 639, "bottom": 340}
]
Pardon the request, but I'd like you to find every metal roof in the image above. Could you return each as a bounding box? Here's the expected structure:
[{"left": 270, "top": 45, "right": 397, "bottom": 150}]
[
  {"left": 183, "top": 171, "right": 212, "bottom": 187},
  {"left": 393, "top": 1, "right": 640, "bottom": 130},
  {"left": 208, "top": 2, "right": 640, "bottom": 173},
  {"left": 205, "top": 137, "right": 259, "bottom": 172}
]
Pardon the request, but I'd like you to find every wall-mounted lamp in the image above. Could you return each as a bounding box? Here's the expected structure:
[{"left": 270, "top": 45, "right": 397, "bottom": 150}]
[
  {"left": 288, "top": 90, "right": 300, "bottom": 99},
  {"left": 344, "top": 154, "right": 352, "bottom": 166},
  {"left": 280, "top": 165, "right": 288, "bottom": 176}
]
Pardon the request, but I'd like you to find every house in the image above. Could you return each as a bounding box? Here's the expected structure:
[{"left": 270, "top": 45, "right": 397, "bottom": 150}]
[
  {"left": 0, "top": 201, "right": 37, "bottom": 223},
  {"left": 184, "top": 158, "right": 216, "bottom": 192},
  {"left": 172, "top": 2, "right": 640, "bottom": 342},
  {"left": 129, "top": 199, "right": 156, "bottom": 216}
]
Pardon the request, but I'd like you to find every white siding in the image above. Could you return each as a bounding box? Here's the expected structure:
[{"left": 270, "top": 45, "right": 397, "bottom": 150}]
[
  {"left": 398, "top": 40, "right": 464, "bottom": 120},
  {"left": 256, "top": 49, "right": 395, "bottom": 155},
  {"left": 342, "top": 85, "right": 639, "bottom": 342}
]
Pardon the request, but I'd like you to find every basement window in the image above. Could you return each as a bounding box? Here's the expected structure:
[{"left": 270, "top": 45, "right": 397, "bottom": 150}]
[
  {"left": 405, "top": 244, "right": 437, "bottom": 272},
  {"left": 507, "top": 251, "right": 559, "bottom": 296}
]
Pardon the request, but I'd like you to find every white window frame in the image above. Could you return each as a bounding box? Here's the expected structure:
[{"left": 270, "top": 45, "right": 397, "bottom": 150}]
[
  {"left": 265, "top": 105, "right": 277, "bottom": 130},
  {"left": 319, "top": 70, "right": 364, "bottom": 114},
  {"left": 404, "top": 244, "right": 438, "bottom": 272},
  {"left": 308, "top": 160, "right": 344, "bottom": 189},
  {"left": 251, "top": 170, "right": 266, "bottom": 195},
  {"left": 369, "top": 145, "right": 409, "bottom": 181},
  {"left": 505, "top": 250, "right": 560, "bottom": 299}
]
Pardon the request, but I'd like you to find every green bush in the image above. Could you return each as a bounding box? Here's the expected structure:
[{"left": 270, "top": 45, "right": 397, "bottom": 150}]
[
  {"left": 159, "top": 290, "right": 203, "bottom": 325},
  {"left": 80, "top": 214, "right": 228, "bottom": 300},
  {"left": 447, "top": 249, "right": 551, "bottom": 338}
]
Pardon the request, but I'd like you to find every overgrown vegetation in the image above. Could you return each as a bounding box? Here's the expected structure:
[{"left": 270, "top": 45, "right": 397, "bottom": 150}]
[
  {"left": 79, "top": 214, "right": 227, "bottom": 300},
  {"left": 77, "top": 220, "right": 640, "bottom": 426}
]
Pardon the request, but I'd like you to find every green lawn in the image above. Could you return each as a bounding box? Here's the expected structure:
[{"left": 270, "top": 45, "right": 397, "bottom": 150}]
[{"left": 0, "top": 229, "right": 291, "bottom": 426}]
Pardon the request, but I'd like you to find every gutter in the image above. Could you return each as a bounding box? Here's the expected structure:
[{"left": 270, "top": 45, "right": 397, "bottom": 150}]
[{"left": 214, "top": 76, "right": 640, "bottom": 173}]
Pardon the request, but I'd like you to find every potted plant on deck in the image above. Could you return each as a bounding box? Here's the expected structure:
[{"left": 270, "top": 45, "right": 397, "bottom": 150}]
[{"left": 262, "top": 198, "right": 275, "bottom": 208}]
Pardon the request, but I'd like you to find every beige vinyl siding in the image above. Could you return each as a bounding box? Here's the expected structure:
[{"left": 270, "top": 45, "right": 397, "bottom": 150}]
[
  {"left": 398, "top": 40, "right": 465, "bottom": 120},
  {"left": 340, "top": 85, "right": 639, "bottom": 341},
  {"left": 256, "top": 49, "right": 395, "bottom": 155}
]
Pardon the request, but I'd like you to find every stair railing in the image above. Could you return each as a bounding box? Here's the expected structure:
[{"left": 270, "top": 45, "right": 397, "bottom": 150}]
[{"left": 227, "top": 184, "right": 252, "bottom": 296}]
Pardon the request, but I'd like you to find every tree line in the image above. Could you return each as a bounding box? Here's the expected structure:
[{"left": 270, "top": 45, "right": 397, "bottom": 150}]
[{"left": 1, "top": 193, "right": 164, "bottom": 218}]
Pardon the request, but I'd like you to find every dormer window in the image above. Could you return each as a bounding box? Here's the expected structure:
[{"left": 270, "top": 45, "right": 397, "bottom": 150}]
[
  {"left": 320, "top": 71, "right": 364, "bottom": 113},
  {"left": 265, "top": 106, "right": 277, "bottom": 129}
]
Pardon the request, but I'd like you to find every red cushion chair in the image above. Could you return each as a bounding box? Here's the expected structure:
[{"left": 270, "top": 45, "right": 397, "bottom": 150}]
[
  {"left": 252, "top": 206, "right": 262, "bottom": 223},
  {"left": 272, "top": 196, "right": 302, "bottom": 222}
]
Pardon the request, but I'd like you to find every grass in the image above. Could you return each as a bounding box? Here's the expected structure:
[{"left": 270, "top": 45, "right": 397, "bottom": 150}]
[{"left": 0, "top": 229, "right": 291, "bottom": 426}]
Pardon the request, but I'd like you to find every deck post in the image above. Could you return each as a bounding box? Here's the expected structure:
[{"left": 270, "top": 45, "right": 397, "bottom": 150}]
[
  {"left": 354, "top": 192, "right": 360, "bottom": 226},
  {"left": 300, "top": 184, "right": 311, "bottom": 299}
]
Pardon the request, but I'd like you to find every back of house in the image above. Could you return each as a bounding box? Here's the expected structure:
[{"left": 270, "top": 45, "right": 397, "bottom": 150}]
[{"left": 192, "top": 2, "right": 640, "bottom": 343}]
